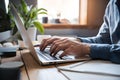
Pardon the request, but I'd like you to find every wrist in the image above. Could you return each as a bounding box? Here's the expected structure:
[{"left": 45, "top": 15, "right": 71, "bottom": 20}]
[{"left": 82, "top": 43, "right": 91, "bottom": 55}]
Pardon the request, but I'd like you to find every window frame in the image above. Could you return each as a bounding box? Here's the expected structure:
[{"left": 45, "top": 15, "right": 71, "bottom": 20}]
[{"left": 37, "top": 0, "right": 88, "bottom": 29}]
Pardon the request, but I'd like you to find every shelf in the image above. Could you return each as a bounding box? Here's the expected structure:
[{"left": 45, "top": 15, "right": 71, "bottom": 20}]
[{"left": 43, "top": 24, "right": 88, "bottom": 29}]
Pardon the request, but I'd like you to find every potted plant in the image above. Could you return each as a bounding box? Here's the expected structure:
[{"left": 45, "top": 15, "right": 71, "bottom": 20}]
[{"left": 11, "top": 0, "right": 47, "bottom": 41}]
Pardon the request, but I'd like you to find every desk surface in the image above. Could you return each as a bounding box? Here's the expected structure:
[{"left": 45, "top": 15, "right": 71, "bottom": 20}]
[{"left": 1, "top": 50, "right": 120, "bottom": 80}]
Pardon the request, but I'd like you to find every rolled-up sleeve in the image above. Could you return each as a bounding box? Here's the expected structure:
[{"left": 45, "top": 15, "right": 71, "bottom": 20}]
[
  {"left": 77, "top": 0, "right": 120, "bottom": 64},
  {"left": 78, "top": 35, "right": 120, "bottom": 64},
  {"left": 78, "top": 1, "right": 111, "bottom": 44},
  {"left": 90, "top": 44, "right": 120, "bottom": 64}
]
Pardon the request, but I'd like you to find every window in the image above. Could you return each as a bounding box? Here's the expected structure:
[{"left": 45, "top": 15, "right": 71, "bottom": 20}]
[{"left": 37, "top": 0, "right": 87, "bottom": 25}]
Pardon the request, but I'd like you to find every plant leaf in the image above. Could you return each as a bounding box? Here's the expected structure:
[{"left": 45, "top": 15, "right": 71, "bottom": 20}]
[
  {"left": 33, "top": 21, "right": 44, "bottom": 34},
  {"left": 37, "top": 8, "right": 47, "bottom": 12},
  {"left": 38, "top": 12, "right": 47, "bottom": 15},
  {"left": 20, "top": 0, "right": 28, "bottom": 14}
]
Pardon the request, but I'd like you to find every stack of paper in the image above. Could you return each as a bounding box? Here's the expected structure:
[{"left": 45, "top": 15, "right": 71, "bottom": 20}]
[{"left": 58, "top": 60, "right": 120, "bottom": 77}]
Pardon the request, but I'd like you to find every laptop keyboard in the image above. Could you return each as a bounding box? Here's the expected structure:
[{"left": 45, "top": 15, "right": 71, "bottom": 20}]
[
  {"left": 36, "top": 49, "right": 59, "bottom": 60},
  {"left": 35, "top": 48, "right": 75, "bottom": 60}
]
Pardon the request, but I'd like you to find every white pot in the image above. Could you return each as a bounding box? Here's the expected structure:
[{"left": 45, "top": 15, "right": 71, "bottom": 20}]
[{"left": 27, "top": 27, "right": 37, "bottom": 41}]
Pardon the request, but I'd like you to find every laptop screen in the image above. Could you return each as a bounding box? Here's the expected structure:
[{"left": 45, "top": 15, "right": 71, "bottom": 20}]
[{"left": 10, "top": 2, "right": 41, "bottom": 64}]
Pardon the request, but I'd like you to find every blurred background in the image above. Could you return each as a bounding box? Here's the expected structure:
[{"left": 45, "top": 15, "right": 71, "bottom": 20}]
[{"left": 0, "top": 0, "right": 109, "bottom": 43}]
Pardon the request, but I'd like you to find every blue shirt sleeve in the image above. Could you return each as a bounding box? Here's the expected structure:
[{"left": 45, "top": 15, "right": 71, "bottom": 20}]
[
  {"left": 90, "top": 44, "right": 120, "bottom": 64},
  {"left": 77, "top": 0, "right": 120, "bottom": 64}
]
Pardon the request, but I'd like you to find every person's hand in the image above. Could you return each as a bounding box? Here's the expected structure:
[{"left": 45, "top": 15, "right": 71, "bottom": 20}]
[
  {"left": 59, "top": 42, "right": 90, "bottom": 58},
  {"left": 40, "top": 37, "right": 61, "bottom": 51},
  {"left": 40, "top": 36, "right": 77, "bottom": 51},
  {"left": 40, "top": 37, "right": 90, "bottom": 58},
  {"left": 50, "top": 39, "right": 90, "bottom": 58}
]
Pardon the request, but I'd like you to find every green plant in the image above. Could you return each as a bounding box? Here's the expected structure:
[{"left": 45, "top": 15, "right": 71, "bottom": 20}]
[{"left": 17, "top": 0, "right": 47, "bottom": 34}]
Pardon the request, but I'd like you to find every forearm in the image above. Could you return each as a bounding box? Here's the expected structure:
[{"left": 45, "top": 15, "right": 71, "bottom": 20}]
[
  {"left": 77, "top": 36, "right": 111, "bottom": 44},
  {"left": 89, "top": 44, "right": 120, "bottom": 64}
]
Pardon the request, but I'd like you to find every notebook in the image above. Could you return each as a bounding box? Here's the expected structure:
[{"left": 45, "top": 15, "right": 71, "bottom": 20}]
[
  {"left": 10, "top": 2, "right": 90, "bottom": 65},
  {"left": 58, "top": 60, "right": 120, "bottom": 77}
]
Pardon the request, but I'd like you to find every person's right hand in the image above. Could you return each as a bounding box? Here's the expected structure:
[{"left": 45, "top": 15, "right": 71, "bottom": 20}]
[
  {"left": 40, "top": 37, "right": 90, "bottom": 58},
  {"left": 40, "top": 37, "right": 61, "bottom": 51},
  {"left": 40, "top": 36, "right": 79, "bottom": 51}
]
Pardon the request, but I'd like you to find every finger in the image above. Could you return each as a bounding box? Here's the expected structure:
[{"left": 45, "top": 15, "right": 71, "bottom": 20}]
[
  {"left": 50, "top": 42, "right": 58, "bottom": 56},
  {"left": 50, "top": 39, "right": 62, "bottom": 53},
  {"left": 40, "top": 38, "right": 49, "bottom": 51},
  {"left": 40, "top": 38, "right": 49, "bottom": 47},
  {"left": 50, "top": 39, "right": 61, "bottom": 49},
  {"left": 41, "top": 38, "right": 52, "bottom": 51},
  {"left": 51, "top": 44, "right": 63, "bottom": 56},
  {"left": 59, "top": 49, "right": 69, "bottom": 58},
  {"left": 40, "top": 38, "right": 58, "bottom": 51},
  {"left": 50, "top": 39, "right": 68, "bottom": 54}
]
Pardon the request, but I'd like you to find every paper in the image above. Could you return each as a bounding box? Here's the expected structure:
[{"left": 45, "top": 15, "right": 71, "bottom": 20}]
[{"left": 58, "top": 60, "right": 120, "bottom": 77}]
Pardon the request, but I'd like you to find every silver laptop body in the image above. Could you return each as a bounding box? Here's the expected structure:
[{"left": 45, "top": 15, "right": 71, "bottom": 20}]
[{"left": 10, "top": 2, "right": 90, "bottom": 65}]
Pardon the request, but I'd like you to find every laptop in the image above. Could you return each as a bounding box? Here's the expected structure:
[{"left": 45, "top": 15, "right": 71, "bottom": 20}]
[{"left": 10, "top": 2, "right": 90, "bottom": 65}]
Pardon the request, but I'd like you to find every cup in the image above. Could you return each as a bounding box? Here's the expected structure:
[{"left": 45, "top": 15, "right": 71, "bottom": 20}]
[
  {"left": 42, "top": 17, "right": 48, "bottom": 23},
  {"left": 37, "top": 35, "right": 51, "bottom": 43},
  {"left": 0, "top": 61, "right": 23, "bottom": 80},
  {"left": 54, "top": 18, "right": 60, "bottom": 23}
]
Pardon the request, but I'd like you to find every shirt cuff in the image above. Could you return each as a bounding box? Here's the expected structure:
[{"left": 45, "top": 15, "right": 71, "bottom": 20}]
[
  {"left": 89, "top": 44, "right": 111, "bottom": 60},
  {"left": 77, "top": 37, "right": 93, "bottom": 43}
]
